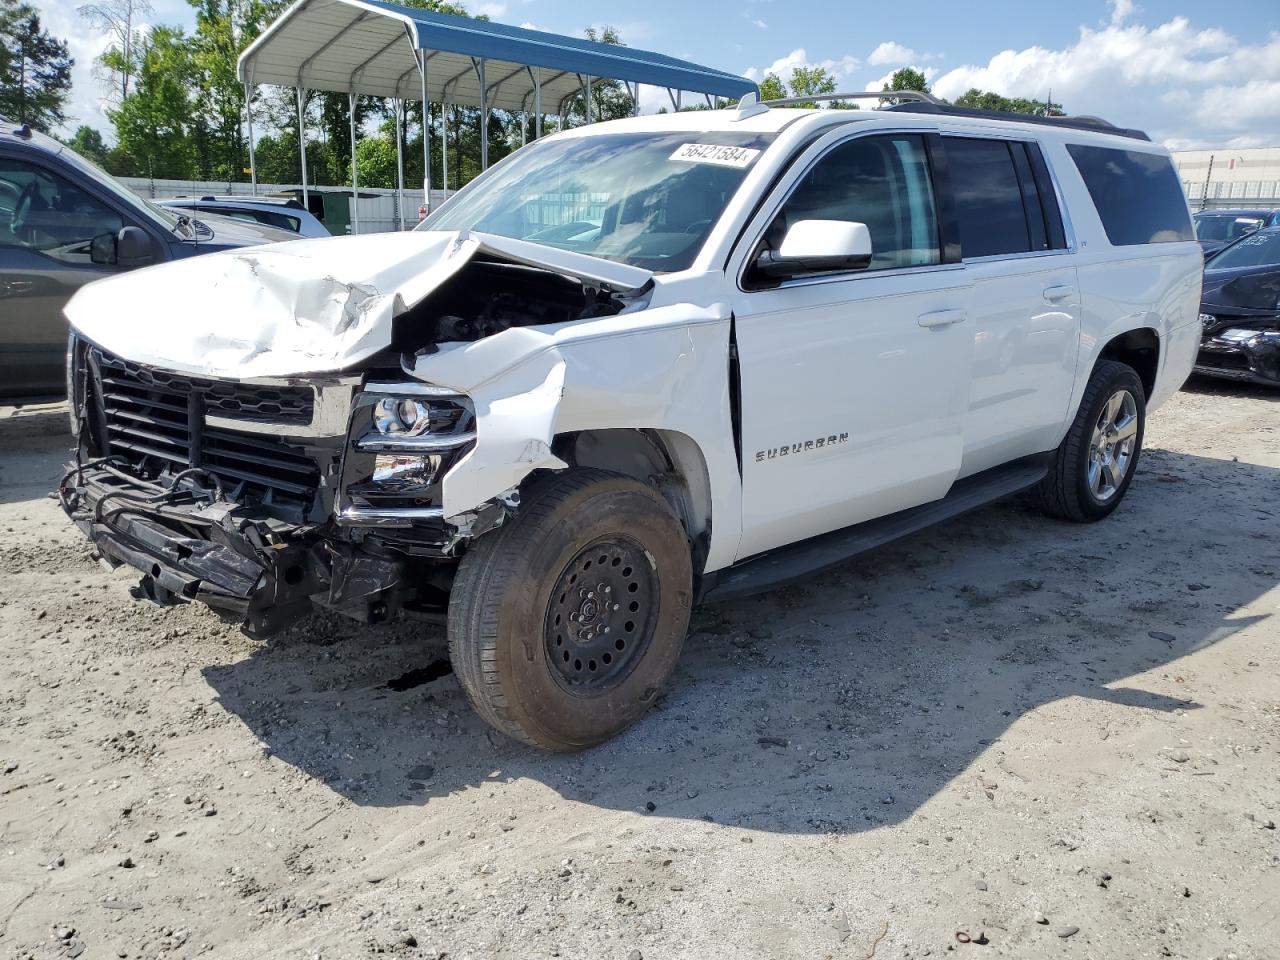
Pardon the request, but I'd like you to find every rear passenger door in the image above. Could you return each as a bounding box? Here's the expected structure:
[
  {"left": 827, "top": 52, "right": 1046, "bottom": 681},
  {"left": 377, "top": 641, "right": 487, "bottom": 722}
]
[{"left": 942, "top": 135, "right": 1080, "bottom": 476}]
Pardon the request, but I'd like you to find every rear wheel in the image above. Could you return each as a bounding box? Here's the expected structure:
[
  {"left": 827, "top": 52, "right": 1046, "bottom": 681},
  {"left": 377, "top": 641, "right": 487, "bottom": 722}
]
[
  {"left": 1037, "top": 359, "right": 1146, "bottom": 522},
  {"left": 448, "top": 469, "right": 693, "bottom": 751}
]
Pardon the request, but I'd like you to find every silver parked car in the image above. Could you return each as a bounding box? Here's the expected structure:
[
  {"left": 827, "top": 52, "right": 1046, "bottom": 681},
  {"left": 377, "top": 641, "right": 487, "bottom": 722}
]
[{"left": 157, "top": 195, "right": 330, "bottom": 238}]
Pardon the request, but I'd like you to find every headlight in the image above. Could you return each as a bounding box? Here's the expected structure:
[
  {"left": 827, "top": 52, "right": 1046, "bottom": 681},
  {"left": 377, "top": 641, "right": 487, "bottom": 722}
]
[{"left": 373, "top": 397, "right": 434, "bottom": 436}]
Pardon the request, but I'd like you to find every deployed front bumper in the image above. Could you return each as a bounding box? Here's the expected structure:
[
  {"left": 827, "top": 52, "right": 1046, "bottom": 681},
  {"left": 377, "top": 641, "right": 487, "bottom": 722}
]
[{"left": 59, "top": 461, "right": 407, "bottom": 637}]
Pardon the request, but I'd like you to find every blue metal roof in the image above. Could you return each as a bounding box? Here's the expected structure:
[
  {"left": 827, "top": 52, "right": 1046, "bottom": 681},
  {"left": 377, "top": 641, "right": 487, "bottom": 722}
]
[{"left": 239, "top": 0, "right": 757, "bottom": 109}]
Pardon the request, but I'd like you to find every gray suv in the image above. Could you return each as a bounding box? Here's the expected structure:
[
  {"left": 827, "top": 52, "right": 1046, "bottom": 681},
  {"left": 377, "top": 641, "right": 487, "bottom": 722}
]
[{"left": 0, "top": 118, "right": 293, "bottom": 400}]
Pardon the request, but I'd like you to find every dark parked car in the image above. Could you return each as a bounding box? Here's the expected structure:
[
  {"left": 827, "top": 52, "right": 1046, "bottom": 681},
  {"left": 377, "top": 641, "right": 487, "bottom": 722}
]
[
  {"left": 1193, "top": 208, "right": 1280, "bottom": 259},
  {"left": 0, "top": 118, "right": 293, "bottom": 400},
  {"left": 1195, "top": 225, "right": 1280, "bottom": 386}
]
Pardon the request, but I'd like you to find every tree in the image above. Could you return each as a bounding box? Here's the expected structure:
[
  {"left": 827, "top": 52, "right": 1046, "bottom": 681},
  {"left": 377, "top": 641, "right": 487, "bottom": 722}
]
[
  {"left": 78, "top": 0, "right": 152, "bottom": 103},
  {"left": 884, "top": 66, "right": 929, "bottom": 94},
  {"left": 786, "top": 65, "right": 835, "bottom": 108},
  {"left": 66, "top": 125, "right": 111, "bottom": 165},
  {"left": 109, "top": 25, "right": 196, "bottom": 178},
  {"left": 758, "top": 73, "right": 786, "bottom": 102},
  {"left": 953, "top": 87, "right": 1064, "bottom": 116},
  {"left": 0, "top": 0, "right": 74, "bottom": 130}
]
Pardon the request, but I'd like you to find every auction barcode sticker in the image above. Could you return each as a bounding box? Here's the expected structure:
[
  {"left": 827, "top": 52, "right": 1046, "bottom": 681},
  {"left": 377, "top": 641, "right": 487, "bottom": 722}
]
[{"left": 669, "top": 143, "right": 761, "bottom": 168}]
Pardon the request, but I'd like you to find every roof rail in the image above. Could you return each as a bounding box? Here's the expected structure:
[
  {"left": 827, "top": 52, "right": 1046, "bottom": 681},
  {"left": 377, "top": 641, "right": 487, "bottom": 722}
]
[
  {"left": 753, "top": 89, "right": 1151, "bottom": 142},
  {"left": 882, "top": 100, "right": 1150, "bottom": 142},
  {"left": 761, "top": 89, "right": 943, "bottom": 108}
]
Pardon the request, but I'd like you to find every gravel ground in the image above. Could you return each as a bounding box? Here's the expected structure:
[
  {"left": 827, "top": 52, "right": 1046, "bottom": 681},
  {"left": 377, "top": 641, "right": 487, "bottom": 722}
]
[{"left": 1, "top": 377, "right": 1278, "bottom": 960}]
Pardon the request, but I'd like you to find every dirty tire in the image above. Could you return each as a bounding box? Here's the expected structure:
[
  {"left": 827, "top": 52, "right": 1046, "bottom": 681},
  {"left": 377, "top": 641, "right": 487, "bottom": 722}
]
[
  {"left": 1037, "top": 359, "right": 1146, "bottom": 522},
  {"left": 448, "top": 469, "right": 693, "bottom": 752}
]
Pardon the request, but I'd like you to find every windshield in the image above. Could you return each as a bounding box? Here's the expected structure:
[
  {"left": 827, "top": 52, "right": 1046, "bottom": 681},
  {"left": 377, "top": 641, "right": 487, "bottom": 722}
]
[
  {"left": 1194, "top": 214, "right": 1266, "bottom": 243},
  {"left": 1207, "top": 228, "right": 1280, "bottom": 269},
  {"left": 421, "top": 131, "right": 776, "bottom": 272}
]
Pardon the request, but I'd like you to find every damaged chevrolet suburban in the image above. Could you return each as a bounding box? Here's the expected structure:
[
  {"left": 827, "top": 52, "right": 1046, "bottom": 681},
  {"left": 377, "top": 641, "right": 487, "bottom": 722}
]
[{"left": 59, "top": 96, "right": 1202, "bottom": 751}]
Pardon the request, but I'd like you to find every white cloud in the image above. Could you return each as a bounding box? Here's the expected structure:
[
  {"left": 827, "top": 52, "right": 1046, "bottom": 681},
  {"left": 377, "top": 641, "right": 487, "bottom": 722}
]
[
  {"left": 1109, "top": 0, "right": 1135, "bottom": 26},
  {"left": 751, "top": 18, "right": 767, "bottom": 29},
  {"left": 745, "top": 47, "right": 861, "bottom": 86},
  {"left": 928, "top": 18, "right": 1280, "bottom": 145},
  {"left": 867, "top": 42, "right": 915, "bottom": 66}
]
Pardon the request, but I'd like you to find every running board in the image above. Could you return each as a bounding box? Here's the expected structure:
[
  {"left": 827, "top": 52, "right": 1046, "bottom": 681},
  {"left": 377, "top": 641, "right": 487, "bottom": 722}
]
[{"left": 698, "top": 456, "right": 1050, "bottom": 605}]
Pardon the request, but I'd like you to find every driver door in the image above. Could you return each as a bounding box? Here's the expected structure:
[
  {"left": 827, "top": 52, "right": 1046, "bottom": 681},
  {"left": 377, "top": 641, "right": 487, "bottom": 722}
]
[
  {"left": 727, "top": 129, "right": 974, "bottom": 560},
  {"left": 0, "top": 154, "right": 125, "bottom": 397}
]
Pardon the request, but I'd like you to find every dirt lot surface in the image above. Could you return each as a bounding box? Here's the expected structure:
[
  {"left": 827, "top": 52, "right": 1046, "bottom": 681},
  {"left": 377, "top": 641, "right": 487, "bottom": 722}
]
[{"left": 1, "top": 378, "right": 1278, "bottom": 960}]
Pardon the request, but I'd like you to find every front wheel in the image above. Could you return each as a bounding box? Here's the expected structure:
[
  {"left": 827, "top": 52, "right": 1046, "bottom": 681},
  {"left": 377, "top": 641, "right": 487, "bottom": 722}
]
[
  {"left": 1037, "top": 359, "right": 1146, "bottom": 522},
  {"left": 448, "top": 469, "right": 693, "bottom": 751}
]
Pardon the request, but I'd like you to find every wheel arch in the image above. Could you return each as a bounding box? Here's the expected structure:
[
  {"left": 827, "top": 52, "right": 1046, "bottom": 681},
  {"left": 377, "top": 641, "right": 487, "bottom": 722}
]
[
  {"left": 1095, "top": 326, "right": 1160, "bottom": 399},
  {"left": 552, "top": 427, "right": 715, "bottom": 573}
]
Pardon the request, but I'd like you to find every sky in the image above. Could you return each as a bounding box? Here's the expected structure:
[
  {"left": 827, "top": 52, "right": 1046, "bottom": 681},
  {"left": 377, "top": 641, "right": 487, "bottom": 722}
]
[{"left": 31, "top": 0, "right": 1280, "bottom": 150}]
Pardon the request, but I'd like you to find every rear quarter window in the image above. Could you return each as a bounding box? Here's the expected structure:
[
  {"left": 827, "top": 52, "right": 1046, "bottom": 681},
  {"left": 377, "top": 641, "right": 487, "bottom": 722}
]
[{"left": 1066, "top": 144, "right": 1193, "bottom": 246}]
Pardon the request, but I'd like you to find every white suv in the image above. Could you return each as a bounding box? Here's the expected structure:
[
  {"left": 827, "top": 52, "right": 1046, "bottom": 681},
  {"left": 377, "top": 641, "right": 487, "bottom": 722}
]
[{"left": 60, "top": 94, "right": 1202, "bottom": 750}]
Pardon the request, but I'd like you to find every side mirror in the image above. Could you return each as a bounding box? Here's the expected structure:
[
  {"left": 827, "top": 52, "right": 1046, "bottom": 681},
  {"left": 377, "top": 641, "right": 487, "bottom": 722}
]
[
  {"left": 754, "top": 220, "right": 873, "bottom": 280},
  {"left": 116, "top": 225, "right": 156, "bottom": 268},
  {"left": 90, "top": 231, "right": 117, "bottom": 265}
]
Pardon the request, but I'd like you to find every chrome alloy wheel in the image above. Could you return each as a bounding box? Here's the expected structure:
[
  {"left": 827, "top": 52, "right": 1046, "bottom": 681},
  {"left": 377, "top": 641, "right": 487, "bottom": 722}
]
[{"left": 1087, "top": 389, "right": 1139, "bottom": 501}]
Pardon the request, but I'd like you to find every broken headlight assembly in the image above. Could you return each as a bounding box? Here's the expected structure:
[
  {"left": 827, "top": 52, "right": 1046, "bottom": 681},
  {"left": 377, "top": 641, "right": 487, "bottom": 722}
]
[{"left": 340, "top": 389, "right": 476, "bottom": 518}]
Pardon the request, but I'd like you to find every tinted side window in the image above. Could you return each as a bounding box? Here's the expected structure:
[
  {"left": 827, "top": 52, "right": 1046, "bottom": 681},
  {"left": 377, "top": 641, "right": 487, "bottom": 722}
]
[
  {"left": 769, "top": 134, "right": 941, "bottom": 272},
  {"left": 1066, "top": 144, "right": 1193, "bottom": 245},
  {"left": 946, "top": 138, "right": 1033, "bottom": 258},
  {"left": 0, "top": 158, "right": 124, "bottom": 262}
]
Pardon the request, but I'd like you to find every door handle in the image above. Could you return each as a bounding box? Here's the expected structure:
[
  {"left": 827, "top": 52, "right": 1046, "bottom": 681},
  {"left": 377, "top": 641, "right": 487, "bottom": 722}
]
[
  {"left": 1042, "top": 284, "right": 1075, "bottom": 302},
  {"left": 917, "top": 309, "right": 967, "bottom": 329}
]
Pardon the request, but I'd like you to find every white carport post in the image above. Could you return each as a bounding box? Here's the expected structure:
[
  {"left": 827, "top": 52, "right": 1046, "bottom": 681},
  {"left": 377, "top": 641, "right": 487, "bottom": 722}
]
[
  {"left": 348, "top": 91, "right": 360, "bottom": 233},
  {"left": 534, "top": 66, "right": 542, "bottom": 137},
  {"left": 632, "top": 82, "right": 640, "bottom": 117},
  {"left": 244, "top": 66, "right": 258, "bottom": 195},
  {"left": 394, "top": 98, "right": 405, "bottom": 229},
  {"left": 416, "top": 47, "right": 431, "bottom": 215},
  {"left": 474, "top": 57, "right": 489, "bottom": 170},
  {"left": 585, "top": 75, "right": 592, "bottom": 123},
  {"left": 296, "top": 87, "right": 309, "bottom": 209},
  {"left": 441, "top": 98, "right": 449, "bottom": 198}
]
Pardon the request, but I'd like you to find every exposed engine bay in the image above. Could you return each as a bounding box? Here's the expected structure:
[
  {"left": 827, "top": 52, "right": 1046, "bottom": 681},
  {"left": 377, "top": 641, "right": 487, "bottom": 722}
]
[{"left": 392, "top": 257, "right": 635, "bottom": 350}]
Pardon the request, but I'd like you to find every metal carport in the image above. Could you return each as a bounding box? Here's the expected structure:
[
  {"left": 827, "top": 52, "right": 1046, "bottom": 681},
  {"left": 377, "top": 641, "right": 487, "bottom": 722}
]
[{"left": 237, "top": 0, "right": 758, "bottom": 230}]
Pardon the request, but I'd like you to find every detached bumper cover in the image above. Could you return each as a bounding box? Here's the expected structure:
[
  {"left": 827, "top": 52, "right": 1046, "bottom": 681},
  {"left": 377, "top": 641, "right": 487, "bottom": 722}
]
[
  {"left": 1195, "top": 328, "right": 1280, "bottom": 385},
  {"left": 59, "top": 462, "right": 348, "bottom": 636}
]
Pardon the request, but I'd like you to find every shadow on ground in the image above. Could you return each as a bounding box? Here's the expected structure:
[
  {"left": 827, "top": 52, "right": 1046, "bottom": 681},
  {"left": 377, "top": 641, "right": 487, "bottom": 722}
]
[{"left": 203, "top": 443, "right": 1277, "bottom": 833}]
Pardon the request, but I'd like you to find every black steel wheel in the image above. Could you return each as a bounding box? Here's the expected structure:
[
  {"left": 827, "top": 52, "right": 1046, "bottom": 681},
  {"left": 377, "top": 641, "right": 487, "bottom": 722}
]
[
  {"left": 448, "top": 469, "right": 693, "bottom": 752},
  {"left": 544, "top": 538, "right": 659, "bottom": 695}
]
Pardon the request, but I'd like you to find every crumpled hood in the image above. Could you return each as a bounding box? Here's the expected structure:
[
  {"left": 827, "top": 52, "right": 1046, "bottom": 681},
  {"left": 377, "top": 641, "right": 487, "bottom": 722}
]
[{"left": 64, "top": 230, "right": 652, "bottom": 379}]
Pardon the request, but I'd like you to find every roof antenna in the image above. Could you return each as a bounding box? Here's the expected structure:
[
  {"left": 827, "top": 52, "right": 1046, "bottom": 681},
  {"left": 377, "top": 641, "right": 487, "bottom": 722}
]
[{"left": 733, "top": 91, "right": 769, "bottom": 121}]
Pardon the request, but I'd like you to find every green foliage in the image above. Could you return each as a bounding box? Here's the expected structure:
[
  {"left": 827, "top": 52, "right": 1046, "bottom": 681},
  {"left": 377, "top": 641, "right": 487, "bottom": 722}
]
[
  {"left": 351, "top": 136, "right": 397, "bottom": 188},
  {"left": 66, "top": 125, "right": 110, "bottom": 165},
  {"left": 758, "top": 73, "right": 787, "bottom": 102},
  {"left": 884, "top": 67, "right": 930, "bottom": 94},
  {"left": 953, "top": 88, "right": 1064, "bottom": 116},
  {"left": 108, "top": 25, "right": 198, "bottom": 178},
  {"left": 0, "top": 0, "right": 74, "bottom": 130}
]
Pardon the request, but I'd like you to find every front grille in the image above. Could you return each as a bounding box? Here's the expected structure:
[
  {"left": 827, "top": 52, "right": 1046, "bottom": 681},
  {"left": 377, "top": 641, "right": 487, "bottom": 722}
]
[{"left": 89, "top": 347, "right": 320, "bottom": 519}]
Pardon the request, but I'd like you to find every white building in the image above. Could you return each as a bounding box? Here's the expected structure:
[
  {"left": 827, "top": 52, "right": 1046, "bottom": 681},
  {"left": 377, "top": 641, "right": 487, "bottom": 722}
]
[{"left": 1173, "top": 147, "right": 1280, "bottom": 210}]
